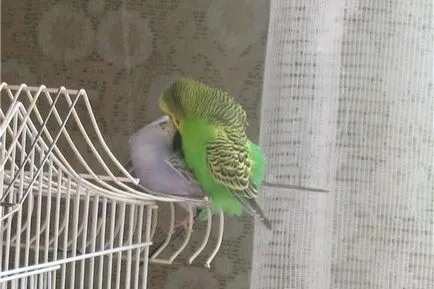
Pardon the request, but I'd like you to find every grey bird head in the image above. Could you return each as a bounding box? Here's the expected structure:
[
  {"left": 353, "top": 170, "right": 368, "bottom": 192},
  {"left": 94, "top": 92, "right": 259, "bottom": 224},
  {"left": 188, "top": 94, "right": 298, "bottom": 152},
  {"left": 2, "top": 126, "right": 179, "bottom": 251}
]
[
  {"left": 128, "top": 114, "right": 204, "bottom": 199},
  {"left": 146, "top": 115, "right": 176, "bottom": 144}
]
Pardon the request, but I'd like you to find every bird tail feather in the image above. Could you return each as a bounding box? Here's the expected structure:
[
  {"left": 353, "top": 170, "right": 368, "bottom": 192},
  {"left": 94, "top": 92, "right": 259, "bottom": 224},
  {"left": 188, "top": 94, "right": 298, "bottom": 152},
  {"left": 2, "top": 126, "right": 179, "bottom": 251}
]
[{"left": 237, "top": 197, "right": 272, "bottom": 230}]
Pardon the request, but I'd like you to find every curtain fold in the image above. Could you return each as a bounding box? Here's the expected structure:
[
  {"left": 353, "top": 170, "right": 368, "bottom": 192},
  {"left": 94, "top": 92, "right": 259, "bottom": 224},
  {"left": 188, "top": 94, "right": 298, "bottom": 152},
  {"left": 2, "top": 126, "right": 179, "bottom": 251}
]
[{"left": 252, "top": 0, "right": 433, "bottom": 288}]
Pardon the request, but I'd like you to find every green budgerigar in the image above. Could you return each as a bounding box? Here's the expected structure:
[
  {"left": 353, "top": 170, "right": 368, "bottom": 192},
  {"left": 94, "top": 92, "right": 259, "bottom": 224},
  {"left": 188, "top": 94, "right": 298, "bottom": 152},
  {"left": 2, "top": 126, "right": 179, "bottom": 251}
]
[{"left": 159, "top": 77, "right": 271, "bottom": 230}]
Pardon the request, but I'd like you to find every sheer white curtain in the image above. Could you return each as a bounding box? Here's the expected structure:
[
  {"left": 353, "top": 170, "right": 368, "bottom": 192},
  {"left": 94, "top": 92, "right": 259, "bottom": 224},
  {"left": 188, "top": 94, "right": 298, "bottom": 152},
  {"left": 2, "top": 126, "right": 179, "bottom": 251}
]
[{"left": 251, "top": 1, "right": 434, "bottom": 288}]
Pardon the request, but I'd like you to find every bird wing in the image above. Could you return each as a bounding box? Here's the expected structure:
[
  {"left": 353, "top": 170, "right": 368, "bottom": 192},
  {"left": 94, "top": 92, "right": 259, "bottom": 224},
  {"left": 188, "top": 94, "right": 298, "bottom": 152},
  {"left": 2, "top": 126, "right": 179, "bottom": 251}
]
[
  {"left": 206, "top": 135, "right": 257, "bottom": 199},
  {"left": 165, "top": 152, "right": 200, "bottom": 186}
]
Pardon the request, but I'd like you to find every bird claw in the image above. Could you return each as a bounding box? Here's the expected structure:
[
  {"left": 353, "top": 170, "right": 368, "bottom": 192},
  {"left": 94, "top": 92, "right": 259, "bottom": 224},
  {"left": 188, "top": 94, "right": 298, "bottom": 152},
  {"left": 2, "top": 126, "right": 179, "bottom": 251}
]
[
  {"left": 203, "top": 196, "right": 212, "bottom": 206},
  {"left": 173, "top": 217, "right": 193, "bottom": 235}
]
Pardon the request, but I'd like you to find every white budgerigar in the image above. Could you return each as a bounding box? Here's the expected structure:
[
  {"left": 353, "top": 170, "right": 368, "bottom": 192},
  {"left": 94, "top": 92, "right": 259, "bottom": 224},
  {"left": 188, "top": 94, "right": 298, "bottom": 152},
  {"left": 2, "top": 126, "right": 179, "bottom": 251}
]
[{"left": 128, "top": 115, "right": 206, "bottom": 229}]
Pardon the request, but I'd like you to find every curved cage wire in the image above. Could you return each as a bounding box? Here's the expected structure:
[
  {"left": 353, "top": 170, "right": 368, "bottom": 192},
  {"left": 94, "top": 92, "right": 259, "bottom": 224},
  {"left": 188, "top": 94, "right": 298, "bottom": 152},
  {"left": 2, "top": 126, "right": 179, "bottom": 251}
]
[{"left": 0, "top": 83, "right": 225, "bottom": 288}]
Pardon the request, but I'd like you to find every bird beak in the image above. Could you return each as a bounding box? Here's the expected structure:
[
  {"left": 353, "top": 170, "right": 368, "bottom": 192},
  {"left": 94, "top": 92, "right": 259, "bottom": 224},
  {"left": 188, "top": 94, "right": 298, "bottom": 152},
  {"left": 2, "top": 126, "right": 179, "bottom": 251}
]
[
  {"left": 166, "top": 118, "right": 178, "bottom": 134},
  {"left": 171, "top": 117, "right": 180, "bottom": 129}
]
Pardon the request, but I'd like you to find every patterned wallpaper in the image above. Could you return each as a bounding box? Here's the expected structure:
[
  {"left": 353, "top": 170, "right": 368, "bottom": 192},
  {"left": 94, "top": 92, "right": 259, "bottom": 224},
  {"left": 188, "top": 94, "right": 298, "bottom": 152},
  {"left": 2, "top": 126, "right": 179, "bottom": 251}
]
[{"left": 1, "top": 0, "right": 269, "bottom": 288}]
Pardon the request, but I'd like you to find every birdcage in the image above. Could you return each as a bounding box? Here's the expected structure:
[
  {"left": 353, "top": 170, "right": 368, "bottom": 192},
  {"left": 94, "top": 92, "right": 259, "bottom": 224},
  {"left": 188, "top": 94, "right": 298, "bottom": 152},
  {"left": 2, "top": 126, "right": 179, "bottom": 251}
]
[{"left": 0, "top": 83, "right": 225, "bottom": 289}]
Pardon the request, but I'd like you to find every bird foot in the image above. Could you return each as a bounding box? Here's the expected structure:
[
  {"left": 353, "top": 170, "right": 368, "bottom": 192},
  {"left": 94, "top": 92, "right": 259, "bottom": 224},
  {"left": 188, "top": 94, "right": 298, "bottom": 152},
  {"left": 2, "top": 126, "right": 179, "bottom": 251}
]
[{"left": 173, "top": 216, "right": 194, "bottom": 235}]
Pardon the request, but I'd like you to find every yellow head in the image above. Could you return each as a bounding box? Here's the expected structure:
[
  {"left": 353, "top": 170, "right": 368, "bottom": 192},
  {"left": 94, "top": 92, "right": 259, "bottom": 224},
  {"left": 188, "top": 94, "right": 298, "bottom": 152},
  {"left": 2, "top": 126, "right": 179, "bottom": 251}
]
[
  {"left": 158, "top": 90, "right": 182, "bottom": 129},
  {"left": 158, "top": 77, "right": 199, "bottom": 129}
]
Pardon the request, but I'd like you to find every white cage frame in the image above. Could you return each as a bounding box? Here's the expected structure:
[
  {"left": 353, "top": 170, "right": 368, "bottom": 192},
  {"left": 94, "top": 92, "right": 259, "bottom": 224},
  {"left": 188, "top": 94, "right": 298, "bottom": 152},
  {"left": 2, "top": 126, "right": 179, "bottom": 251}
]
[{"left": 0, "top": 83, "right": 224, "bottom": 289}]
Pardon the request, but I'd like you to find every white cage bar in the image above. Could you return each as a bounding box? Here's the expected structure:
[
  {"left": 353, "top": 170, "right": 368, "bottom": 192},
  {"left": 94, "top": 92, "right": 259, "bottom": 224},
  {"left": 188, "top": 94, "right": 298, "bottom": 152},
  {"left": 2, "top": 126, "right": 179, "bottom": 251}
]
[{"left": 0, "top": 83, "right": 224, "bottom": 288}]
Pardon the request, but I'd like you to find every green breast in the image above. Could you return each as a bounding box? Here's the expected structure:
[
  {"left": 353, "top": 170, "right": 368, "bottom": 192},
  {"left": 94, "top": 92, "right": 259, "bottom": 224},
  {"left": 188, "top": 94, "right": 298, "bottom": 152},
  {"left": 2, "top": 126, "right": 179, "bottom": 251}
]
[{"left": 180, "top": 116, "right": 265, "bottom": 216}]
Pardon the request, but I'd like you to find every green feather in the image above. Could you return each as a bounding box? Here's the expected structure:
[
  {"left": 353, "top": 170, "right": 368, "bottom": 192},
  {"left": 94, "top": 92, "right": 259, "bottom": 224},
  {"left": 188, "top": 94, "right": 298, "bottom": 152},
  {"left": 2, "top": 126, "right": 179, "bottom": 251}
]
[
  {"left": 159, "top": 77, "right": 270, "bottom": 229},
  {"left": 180, "top": 116, "right": 266, "bottom": 219}
]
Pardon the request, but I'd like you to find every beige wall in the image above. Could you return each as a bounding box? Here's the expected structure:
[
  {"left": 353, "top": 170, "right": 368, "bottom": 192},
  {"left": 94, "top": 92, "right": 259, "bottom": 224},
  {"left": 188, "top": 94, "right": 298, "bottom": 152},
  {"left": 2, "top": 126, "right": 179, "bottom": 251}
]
[{"left": 1, "top": 0, "right": 269, "bottom": 288}]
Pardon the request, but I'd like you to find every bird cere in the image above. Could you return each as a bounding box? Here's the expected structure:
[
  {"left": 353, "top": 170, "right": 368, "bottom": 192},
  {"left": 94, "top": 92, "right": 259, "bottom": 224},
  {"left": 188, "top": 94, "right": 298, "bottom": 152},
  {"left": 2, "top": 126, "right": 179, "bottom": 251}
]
[{"left": 130, "top": 77, "right": 271, "bottom": 231}]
